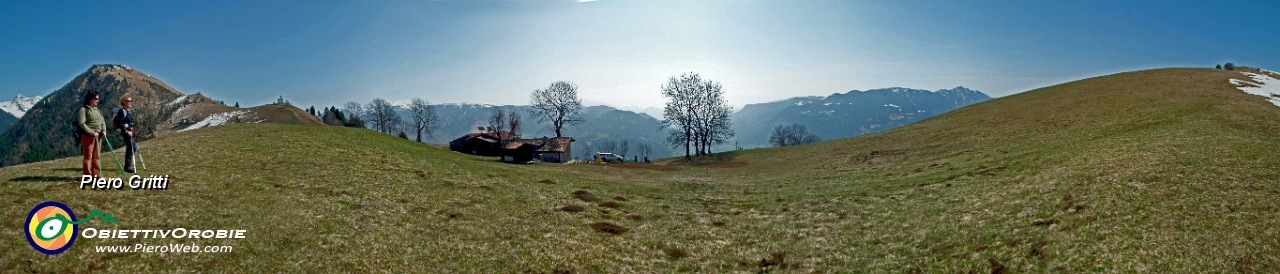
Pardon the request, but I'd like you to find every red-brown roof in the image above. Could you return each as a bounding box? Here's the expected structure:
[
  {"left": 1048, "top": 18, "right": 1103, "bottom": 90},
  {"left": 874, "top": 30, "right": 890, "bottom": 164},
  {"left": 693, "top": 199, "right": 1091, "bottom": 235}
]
[{"left": 537, "top": 137, "right": 575, "bottom": 153}]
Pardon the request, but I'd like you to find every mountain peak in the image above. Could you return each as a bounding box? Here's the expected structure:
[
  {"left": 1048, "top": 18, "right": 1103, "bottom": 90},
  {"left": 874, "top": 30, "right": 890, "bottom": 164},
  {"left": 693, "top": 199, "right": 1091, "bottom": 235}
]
[
  {"left": 89, "top": 63, "right": 133, "bottom": 71},
  {"left": 0, "top": 94, "right": 42, "bottom": 118}
]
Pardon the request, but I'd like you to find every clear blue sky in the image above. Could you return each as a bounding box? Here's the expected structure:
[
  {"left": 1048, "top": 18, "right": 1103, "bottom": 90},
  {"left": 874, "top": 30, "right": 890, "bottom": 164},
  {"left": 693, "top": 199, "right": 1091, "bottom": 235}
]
[{"left": 1, "top": 0, "right": 1277, "bottom": 111}]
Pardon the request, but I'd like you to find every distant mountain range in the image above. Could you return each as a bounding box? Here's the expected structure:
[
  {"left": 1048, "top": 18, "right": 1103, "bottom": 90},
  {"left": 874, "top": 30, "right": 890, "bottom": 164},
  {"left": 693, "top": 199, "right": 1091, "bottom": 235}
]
[
  {"left": 389, "top": 86, "right": 989, "bottom": 158},
  {"left": 0, "top": 64, "right": 991, "bottom": 165},
  {"left": 732, "top": 86, "right": 991, "bottom": 148}
]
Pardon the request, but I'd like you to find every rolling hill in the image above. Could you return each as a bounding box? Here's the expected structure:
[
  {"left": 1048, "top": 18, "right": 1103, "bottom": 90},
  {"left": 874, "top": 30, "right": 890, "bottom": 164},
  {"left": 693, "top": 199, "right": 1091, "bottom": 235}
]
[
  {"left": 2, "top": 68, "right": 1279, "bottom": 272},
  {"left": 159, "top": 94, "right": 324, "bottom": 136}
]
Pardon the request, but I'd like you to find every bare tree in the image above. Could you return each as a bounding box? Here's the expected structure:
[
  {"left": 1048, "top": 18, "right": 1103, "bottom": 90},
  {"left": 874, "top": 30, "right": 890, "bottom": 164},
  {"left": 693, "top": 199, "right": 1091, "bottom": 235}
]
[
  {"left": 344, "top": 101, "right": 365, "bottom": 122},
  {"left": 488, "top": 108, "right": 508, "bottom": 147},
  {"left": 661, "top": 74, "right": 698, "bottom": 160},
  {"left": 698, "top": 93, "right": 733, "bottom": 155},
  {"left": 366, "top": 98, "right": 399, "bottom": 134},
  {"left": 488, "top": 108, "right": 506, "bottom": 134},
  {"left": 407, "top": 98, "right": 438, "bottom": 143},
  {"left": 661, "top": 72, "right": 734, "bottom": 160},
  {"left": 530, "top": 81, "right": 584, "bottom": 138},
  {"left": 769, "top": 124, "right": 821, "bottom": 147},
  {"left": 501, "top": 109, "right": 522, "bottom": 145},
  {"left": 507, "top": 110, "right": 522, "bottom": 141}
]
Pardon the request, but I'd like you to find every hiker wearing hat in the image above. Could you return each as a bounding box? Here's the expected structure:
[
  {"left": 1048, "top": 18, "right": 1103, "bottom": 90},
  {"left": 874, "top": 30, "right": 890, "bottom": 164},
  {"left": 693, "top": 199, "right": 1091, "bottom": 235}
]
[{"left": 77, "top": 90, "right": 106, "bottom": 177}]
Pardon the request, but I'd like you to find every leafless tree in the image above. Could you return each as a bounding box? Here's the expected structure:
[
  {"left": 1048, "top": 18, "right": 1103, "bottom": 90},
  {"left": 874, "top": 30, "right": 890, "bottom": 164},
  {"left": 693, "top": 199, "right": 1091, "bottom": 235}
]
[
  {"left": 488, "top": 108, "right": 508, "bottom": 147},
  {"left": 366, "top": 98, "right": 399, "bottom": 134},
  {"left": 407, "top": 98, "right": 438, "bottom": 143},
  {"left": 661, "top": 72, "right": 734, "bottom": 160},
  {"left": 344, "top": 101, "right": 365, "bottom": 122},
  {"left": 769, "top": 124, "right": 821, "bottom": 147},
  {"left": 488, "top": 108, "right": 506, "bottom": 134},
  {"left": 698, "top": 95, "right": 733, "bottom": 155},
  {"left": 530, "top": 81, "right": 584, "bottom": 138},
  {"left": 507, "top": 110, "right": 522, "bottom": 141}
]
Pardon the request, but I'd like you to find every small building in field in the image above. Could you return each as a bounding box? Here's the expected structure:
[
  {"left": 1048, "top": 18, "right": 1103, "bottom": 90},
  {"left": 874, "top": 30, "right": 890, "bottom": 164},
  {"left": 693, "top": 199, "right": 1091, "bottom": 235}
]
[
  {"left": 500, "top": 141, "right": 539, "bottom": 163},
  {"left": 449, "top": 130, "right": 521, "bottom": 156},
  {"left": 535, "top": 137, "right": 575, "bottom": 163},
  {"left": 449, "top": 131, "right": 575, "bottom": 164}
]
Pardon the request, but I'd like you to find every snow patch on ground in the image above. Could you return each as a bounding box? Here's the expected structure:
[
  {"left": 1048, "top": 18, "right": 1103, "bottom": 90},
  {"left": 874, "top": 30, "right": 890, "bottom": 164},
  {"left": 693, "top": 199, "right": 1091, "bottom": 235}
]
[
  {"left": 1231, "top": 72, "right": 1280, "bottom": 107},
  {"left": 179, "top": 110, "right": 248, "bottom": 132},
  {"left": 168, "top": 95, "right": 188, "bottom": 105}
]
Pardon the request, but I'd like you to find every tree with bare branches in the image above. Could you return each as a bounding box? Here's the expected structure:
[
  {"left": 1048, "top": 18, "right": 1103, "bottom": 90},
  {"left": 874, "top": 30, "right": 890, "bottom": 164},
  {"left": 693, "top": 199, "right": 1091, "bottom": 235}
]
[
  {"left": 661, "top": 72, "right": 734, "bottom": 160},
  {"left": 507, "top": 110, "right": 521, "bottom": 141},
  {"left": 366, "top": 98, "right": 400, "bottom": 134},
  {"left": 407, "top": 98, "right": 438, "bottom": 143},
  {"left": 530, "top": 81, "right": 584, "bottom": 138},
  {"left": 769, "top": 124, "right": 821, "bottom": 147},
  {"left": 488, "top": 108, "right": 509, "bottom": 147}
]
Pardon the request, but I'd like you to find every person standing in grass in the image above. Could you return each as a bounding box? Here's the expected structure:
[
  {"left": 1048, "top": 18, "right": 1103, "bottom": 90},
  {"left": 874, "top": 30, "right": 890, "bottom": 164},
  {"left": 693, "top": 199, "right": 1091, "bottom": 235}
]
[
  {"left": 113, "top": 95, "right": 136, "bottom": 173},
  {"left": 77, "top": 90, "right": 106, "bottom": 177}
]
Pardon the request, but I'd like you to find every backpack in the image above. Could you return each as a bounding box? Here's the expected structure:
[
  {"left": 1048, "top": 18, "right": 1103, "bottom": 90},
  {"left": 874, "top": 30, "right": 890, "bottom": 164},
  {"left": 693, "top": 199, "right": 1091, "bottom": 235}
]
[
  {"left": 111, "top": 107, "right": 123, "bottom": 131},
  {"left": 71, "top": 120, "right": 81, "bottom": 146}
]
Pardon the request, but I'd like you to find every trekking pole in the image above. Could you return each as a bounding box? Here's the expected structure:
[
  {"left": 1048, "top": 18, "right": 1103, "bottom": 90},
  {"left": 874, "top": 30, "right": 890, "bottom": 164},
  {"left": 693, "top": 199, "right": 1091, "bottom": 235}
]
[
  {"left": 134, "top": 138, "right": 146, "bottom": 171},
  {"left": 99, "top": 134, "right": 128, "bottom": 177}
]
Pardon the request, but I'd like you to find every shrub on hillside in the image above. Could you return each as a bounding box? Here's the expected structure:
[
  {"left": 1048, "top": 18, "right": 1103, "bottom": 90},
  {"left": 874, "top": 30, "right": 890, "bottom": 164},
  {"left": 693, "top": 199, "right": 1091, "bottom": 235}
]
[{"left": 1224, "top": 62, "right": 1236, "bottom": 71}]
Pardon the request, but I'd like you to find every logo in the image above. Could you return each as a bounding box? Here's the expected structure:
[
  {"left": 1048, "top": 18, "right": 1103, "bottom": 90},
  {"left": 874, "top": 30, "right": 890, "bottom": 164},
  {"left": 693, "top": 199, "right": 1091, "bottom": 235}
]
[
  {"left": 25, "top": 201, "right": 78, "bottom": 255},
  {"left": 24, "top": 201, "right": 119, "bottom": 255}
]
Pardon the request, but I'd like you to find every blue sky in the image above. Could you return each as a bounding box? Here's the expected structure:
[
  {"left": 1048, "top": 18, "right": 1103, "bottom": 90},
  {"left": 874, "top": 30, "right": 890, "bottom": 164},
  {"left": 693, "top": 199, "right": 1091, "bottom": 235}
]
[{"left": 1, "top": 0, "right": 1277, "bottom": 112}]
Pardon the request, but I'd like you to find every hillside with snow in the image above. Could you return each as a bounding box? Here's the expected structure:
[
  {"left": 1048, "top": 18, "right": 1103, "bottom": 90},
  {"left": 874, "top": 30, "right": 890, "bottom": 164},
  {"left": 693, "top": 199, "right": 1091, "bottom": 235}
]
[
  {"left": 1230, "top": 69, "right": 1280, "bottom": 107},
  {"left": 0, "top": 94, "right": 42, "bottom": 118},
  {"left": 731, "top": 86, "right": 992, "bottom": 148}
]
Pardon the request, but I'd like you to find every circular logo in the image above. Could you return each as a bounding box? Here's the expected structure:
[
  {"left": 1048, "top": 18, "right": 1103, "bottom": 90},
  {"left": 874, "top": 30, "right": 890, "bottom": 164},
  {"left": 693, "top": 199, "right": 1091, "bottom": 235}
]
[{"left": 25, "top": 201, "right": 78, "bottom": 255}]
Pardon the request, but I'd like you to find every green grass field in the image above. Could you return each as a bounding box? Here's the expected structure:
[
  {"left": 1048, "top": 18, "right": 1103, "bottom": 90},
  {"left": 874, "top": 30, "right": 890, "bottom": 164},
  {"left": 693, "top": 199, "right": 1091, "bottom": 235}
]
[{"left": 3, "top": 68, "right": 1279, "bottom": 272}]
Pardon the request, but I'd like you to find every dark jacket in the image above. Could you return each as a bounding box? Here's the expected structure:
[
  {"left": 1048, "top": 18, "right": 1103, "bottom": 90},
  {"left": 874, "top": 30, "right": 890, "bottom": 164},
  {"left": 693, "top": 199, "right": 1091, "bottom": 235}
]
[{"left": 113, "top": 107, "right": 135, "bottom": 134}]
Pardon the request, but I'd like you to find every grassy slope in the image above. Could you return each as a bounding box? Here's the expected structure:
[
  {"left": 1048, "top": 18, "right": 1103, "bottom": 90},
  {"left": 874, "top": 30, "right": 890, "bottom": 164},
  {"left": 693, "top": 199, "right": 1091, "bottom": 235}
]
[{"left": 2, "top": 68, "right": 1279, "bottom": 272}]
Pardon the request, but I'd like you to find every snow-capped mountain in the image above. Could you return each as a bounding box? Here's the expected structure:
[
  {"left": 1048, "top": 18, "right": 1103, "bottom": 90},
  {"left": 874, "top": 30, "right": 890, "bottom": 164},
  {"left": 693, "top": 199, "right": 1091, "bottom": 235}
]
[
  {"left": 731, "top": 86, "right": 992, "bottom": 148},
  {"left": 0, "top": 94, "right": 42, "bottom": 118}
]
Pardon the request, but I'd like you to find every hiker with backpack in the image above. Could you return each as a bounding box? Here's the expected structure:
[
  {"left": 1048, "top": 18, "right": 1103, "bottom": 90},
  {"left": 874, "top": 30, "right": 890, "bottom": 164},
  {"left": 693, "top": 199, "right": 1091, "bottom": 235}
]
[
  {"left": 113, "top": 95, "right": 137, "bottom": 173},
  {"left": 76, "top": 90, "right": 106, "bottom": 177}
]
